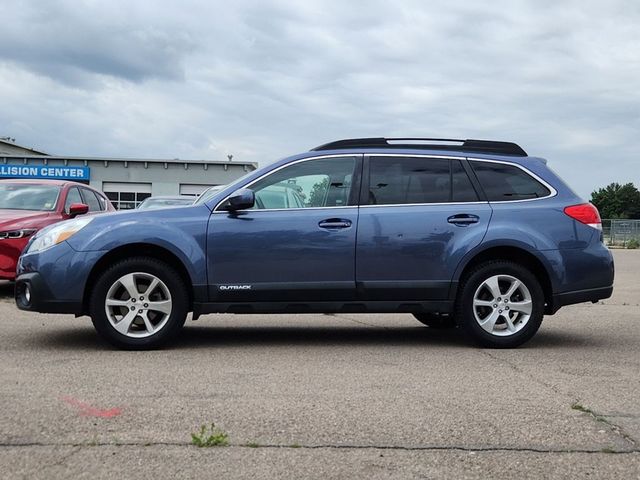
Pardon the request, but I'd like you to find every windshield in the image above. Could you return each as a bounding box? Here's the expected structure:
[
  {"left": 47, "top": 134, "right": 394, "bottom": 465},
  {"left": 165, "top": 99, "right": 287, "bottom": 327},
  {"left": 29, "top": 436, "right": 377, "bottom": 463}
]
[
  {"left": 193, "top": 185, "right": 226, "bottom": 205},
  {"left": 0, "top": 184, "right": 61, "bottom": 211},
  {"left": 138, "top": 197, "right": 194, "bottom": 210}
]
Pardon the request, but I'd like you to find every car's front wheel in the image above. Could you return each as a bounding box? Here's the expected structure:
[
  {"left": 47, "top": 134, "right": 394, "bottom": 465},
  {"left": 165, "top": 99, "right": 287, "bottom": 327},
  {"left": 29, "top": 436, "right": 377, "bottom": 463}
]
[
  {"left": 456, "top": 261, "right": 544, "bottom": 348},
  {"left": 89, "top": 257, "right": 188, "bottom": 349}
]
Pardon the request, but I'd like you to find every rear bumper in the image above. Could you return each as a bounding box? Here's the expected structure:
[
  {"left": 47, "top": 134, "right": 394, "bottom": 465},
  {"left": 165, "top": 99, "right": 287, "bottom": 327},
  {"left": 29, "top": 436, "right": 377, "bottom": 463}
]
[
  {"left": 15, "top": 272, "right": 83, "bottom": 315},
  {"left": 549, "top": 285, "right": 613, "bottom": 314}
]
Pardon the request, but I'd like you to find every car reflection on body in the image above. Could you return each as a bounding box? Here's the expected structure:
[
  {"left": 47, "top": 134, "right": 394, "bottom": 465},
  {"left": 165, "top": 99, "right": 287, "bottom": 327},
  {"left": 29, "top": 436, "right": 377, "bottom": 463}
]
[{"left": 137, "top": 196, "right": 195, "bottom": 210}]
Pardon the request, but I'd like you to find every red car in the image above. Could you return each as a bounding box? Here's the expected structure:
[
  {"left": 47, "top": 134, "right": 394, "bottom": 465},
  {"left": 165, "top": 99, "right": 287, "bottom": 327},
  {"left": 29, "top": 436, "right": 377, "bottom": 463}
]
[{"left": 0, "top": 179, "right": 115, "bottom": 280}]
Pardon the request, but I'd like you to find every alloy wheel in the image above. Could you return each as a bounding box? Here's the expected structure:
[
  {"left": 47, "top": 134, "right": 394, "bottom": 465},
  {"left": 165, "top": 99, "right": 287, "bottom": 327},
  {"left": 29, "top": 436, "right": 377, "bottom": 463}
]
[
  {"left": 104, "top": 272, "right": 172, "bottom": 338},
  {"left": 472, "top": 274, "right": 533, "bottom": 337}
]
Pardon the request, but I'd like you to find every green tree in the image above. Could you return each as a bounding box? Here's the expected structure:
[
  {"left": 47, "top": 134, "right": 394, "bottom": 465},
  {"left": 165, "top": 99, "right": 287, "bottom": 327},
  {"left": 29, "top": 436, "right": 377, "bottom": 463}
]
[
  {"left": 590, "top": 182, "right": 640, "bottom": 219},
  {"left": 307, "top": 177, "right": 329, "bottom": 207}
]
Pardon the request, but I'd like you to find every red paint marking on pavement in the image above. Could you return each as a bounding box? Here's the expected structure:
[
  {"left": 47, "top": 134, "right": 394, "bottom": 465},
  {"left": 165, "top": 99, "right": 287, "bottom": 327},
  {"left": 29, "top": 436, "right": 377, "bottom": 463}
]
[{"left": 61, "top": 396, "right": 122, "bottom": 418}]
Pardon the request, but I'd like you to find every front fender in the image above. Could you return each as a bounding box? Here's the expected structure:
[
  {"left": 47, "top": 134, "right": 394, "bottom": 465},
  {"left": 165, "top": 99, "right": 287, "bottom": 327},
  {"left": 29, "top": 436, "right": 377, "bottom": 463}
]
[{"left": 66, "top": 205, "right": 209, "bottom": 285}]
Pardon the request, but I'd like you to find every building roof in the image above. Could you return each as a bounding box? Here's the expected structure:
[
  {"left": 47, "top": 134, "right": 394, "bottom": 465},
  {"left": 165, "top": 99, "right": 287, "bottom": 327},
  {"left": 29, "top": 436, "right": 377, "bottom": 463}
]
[
  {"left": 0, "top": 153, "right": 257, "bottom": 169},
  {"left": 0, "top": 138, "right": 49, "bottom": 156}
]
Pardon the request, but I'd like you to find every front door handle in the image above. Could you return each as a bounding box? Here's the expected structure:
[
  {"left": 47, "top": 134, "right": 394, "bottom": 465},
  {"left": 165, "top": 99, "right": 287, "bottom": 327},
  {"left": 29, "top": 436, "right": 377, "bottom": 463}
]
[
  {"left": 318, "top": 218, "right": 352, "bottom": 229},
  {"left": 447, "top": 214, "right": 480, "bottom": 226}
]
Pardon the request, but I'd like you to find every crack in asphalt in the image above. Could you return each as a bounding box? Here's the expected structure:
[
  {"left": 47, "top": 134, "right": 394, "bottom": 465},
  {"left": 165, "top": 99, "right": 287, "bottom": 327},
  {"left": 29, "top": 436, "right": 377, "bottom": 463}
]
[
  {"left": 46, "top": 445, "right": 82, "bottom": 468},
  {"left": 478, "top": 349, "right": 569, "bottom": 396},
  {"left": 478, "top": 350, "right": 638, "bottom": 448},
  {"left": 0, "top": 442, "right": 638, "bottom": 454},
  {"left": 571, "top": 404, "right": 637, "bottom": 447}
]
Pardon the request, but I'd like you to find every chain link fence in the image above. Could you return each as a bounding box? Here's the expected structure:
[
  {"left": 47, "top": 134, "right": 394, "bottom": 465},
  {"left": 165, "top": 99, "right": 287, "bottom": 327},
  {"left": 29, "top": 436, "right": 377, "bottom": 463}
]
[{"left": 603, "top": 219, "right": 640, "bottom": 246}]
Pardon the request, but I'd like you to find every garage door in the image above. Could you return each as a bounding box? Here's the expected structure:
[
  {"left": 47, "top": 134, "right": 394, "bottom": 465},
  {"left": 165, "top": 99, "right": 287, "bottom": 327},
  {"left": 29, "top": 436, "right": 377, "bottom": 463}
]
[{"left": 103, "top": 182, "right": 152, "bottom": 210}]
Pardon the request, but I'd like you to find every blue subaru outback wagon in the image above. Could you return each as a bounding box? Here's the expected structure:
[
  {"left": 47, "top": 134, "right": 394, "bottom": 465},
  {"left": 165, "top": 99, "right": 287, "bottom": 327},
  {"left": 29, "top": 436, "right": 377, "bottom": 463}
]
[{"left": 15, "top": 138, "right": 614, "bottom": 349}]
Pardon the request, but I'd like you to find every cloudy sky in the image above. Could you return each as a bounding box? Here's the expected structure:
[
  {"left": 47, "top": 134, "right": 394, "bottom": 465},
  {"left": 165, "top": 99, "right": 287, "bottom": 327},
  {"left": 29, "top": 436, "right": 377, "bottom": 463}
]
[{"left": 1, "top": 0, "right": 638, "bottom": 197}]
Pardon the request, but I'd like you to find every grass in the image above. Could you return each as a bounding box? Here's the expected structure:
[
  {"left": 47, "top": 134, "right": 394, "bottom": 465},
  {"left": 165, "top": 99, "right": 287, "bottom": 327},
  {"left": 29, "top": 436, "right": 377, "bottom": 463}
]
[
  {"left": 572, "top": 401, "right": 637, "bottom": 450},
  {"left": 571, "top": 402, "right": 608, "bottom": 424},
  {"left": 571, "top": 402, "right": 591, "bottom": 414},
  {"left": 191, "top": 423, "right": 229, "bottom": 447}
]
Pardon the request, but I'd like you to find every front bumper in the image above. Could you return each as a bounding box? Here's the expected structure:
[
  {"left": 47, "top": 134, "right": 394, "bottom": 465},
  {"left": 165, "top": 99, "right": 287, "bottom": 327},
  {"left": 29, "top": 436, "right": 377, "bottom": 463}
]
[
  {"left": 15, "top": 241, "right": 106, "bottom": 316},
  {"left": 15, "top": 271, "right": 83, "bottom": 314},
  {"left": 0, "top": 238, "right": 27, "bottom": 280}
]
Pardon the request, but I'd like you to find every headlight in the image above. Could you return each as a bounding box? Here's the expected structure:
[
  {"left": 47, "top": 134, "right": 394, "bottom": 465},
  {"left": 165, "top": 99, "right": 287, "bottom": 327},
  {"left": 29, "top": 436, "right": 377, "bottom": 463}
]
[
  {"left": 0, "top": 229, "right": 37, "bottom": 240},
  {"left": 26, "top": 217, "right": 94, "bottom": 254}
]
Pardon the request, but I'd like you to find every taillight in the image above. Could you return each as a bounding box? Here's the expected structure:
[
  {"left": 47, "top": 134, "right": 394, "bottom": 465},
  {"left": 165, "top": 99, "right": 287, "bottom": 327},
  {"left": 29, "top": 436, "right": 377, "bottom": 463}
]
[{"left": 563, "top": 203, "right": 602, "bottom": 230}]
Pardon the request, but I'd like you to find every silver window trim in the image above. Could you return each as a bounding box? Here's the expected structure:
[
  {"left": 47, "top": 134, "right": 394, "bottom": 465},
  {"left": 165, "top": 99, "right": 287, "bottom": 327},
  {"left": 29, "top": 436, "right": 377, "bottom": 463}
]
[
  {"left": 213, "top": 152, "right": 557, "bottom": 212},
  {"left": 360, "top": 201, "right": 489, "bottom": 208},
  {"left": 465, "top": 157, "right": 557, "bottom": 203},
  {"left": 214, "top": 205, "right": 357, "bottom": 213},
  {"left": 213, "top": 154, "right": 360, "bottom": 212}
]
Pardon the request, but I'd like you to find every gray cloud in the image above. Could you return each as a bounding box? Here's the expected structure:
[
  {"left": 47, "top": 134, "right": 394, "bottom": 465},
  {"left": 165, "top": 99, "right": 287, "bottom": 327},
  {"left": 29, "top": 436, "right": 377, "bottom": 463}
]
[
  {"left": 0, "top": 0, "right": 638, "bottom": 197},
  {"left": 0, "top": 1, "right": 194, "bottom": 83}
]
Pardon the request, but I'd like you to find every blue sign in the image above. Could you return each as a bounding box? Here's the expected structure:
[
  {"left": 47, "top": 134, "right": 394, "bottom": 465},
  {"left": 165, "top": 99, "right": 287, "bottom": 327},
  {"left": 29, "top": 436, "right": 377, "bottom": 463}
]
[{"left": 0, "top": 164, "right": 90, "bottom": 181}]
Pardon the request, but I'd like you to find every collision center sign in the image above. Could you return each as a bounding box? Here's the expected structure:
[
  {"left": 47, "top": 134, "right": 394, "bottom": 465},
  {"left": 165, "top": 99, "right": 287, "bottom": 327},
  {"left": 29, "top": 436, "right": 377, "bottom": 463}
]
[{"left": 0, "top": 164, "right": 90, "bottom": 181}]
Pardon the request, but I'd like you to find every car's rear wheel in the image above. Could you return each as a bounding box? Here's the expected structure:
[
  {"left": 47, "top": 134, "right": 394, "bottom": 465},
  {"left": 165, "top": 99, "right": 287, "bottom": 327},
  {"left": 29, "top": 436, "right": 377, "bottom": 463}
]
[
  {"left": 456, "top": 261, "right": 544, "bottom": 348},
  {"left": 413, "top": 313, "right": 456, "bottom": 329},
  {"left": 89, "top": 257, "right": 188, "bottom": 349}
]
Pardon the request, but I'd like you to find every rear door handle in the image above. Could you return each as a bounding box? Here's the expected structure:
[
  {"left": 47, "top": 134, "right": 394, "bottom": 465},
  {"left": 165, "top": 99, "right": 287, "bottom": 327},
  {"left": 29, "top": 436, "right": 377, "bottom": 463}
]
[
  {"left": 447, "top": 214, "right": 480, "bottom": 226},
  {"left": 318, "top": 218, "right": 352, "bottom": 229}
]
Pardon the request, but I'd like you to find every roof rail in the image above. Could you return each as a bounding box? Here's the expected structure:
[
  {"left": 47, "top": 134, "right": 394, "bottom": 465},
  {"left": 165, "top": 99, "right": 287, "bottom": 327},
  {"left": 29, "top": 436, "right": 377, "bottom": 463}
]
[{"left": 311, "top": 137, "right": 527, "bottom": 156}]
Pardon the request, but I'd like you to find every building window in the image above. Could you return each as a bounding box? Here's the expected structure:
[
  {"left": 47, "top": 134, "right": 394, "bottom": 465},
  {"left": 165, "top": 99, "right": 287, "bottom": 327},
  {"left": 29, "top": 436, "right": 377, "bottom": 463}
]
[{"left": 103, "top": 182, "right": 152, "bottom": 210}]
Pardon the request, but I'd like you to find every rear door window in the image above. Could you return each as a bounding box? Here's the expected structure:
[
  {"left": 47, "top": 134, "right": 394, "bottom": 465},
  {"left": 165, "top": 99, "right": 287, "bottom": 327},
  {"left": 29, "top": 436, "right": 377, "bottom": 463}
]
[
  {"left": 470, "top": 161, "right": 551, "bottom": 201},
  {"left": 368, "top": 157, "right": 478, "bottom": 205}
]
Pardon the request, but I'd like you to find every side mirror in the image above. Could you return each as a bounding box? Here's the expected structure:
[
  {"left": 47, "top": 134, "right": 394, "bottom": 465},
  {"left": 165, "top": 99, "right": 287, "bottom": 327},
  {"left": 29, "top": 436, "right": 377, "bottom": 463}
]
[
  {"left": 68, "top": 203, "right": 89, "bottom": 218},
  {"left": 224, "top": 188, "right": 255, "bottom": 211}
]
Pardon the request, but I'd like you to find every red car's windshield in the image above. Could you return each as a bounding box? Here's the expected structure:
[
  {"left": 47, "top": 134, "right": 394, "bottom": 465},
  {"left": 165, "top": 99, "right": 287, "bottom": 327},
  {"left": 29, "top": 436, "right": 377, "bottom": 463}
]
[{"left": 0, "top": 184, "right": 61, "bottom": 211}]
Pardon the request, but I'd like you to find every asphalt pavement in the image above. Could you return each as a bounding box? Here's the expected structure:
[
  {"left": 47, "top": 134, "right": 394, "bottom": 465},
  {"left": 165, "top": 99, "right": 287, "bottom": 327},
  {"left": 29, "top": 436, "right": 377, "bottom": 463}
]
[{"left": 0, "top": 250, "right": 638, "bottom": 479}]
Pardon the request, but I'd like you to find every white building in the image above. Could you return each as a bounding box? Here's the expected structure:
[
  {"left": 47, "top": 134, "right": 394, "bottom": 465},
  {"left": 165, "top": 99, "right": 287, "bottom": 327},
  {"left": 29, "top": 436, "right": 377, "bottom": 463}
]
[{"left": 0, "top": 139, "right": 256, "bottom": 209}]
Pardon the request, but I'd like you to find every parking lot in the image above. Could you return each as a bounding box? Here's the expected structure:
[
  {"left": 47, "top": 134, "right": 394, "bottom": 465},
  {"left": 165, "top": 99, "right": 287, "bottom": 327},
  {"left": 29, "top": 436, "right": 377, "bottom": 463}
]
[{"left": 0, "top": 249, "right": 638, "bottom": 479}]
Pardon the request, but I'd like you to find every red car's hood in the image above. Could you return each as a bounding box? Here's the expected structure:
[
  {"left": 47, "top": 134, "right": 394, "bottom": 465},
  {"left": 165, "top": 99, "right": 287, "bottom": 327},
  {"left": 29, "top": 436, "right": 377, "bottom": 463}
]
[{"left": 0, "top": 209, "right": 55, "bottom": 231}]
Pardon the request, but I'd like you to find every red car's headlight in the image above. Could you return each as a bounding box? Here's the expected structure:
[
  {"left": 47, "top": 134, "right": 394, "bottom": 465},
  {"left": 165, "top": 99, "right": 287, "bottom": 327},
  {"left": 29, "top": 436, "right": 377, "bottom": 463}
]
[{"left": 0, "top": 229, "right": 37, "bottom": 240}]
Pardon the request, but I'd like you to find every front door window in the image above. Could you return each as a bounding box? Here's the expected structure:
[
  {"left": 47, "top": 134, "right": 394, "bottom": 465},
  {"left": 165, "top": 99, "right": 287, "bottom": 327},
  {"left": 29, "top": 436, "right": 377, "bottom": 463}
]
[{"left": 246, "top": 157, "right": 357, "bottom": 210}]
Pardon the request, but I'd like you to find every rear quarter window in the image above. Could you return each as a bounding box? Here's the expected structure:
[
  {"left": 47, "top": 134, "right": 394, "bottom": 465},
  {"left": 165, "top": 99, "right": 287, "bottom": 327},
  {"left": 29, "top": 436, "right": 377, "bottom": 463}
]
[{"left": 470, "top": 161, "right": 551, "bottom": 201}]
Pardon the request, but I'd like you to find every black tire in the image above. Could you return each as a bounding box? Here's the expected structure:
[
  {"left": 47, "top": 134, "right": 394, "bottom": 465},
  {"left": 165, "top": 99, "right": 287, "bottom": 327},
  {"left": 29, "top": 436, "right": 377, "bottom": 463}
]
[
  {"left": 456, "top": 260, "right": 544, "bottom": 348},
  {"left": 89, "top": 257, "right": 189, "bottom": 349},
  {"left": 413, "top": 313, "right": 456, "bottom": 329}
]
